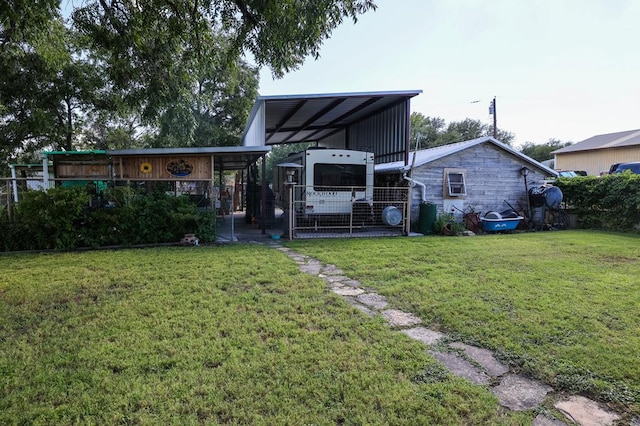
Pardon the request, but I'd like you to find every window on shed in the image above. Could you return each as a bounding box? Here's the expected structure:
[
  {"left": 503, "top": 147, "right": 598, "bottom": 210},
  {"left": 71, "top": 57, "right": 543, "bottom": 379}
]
[{"left": 444, "top": 169, "right": 466, "bottom": 197}]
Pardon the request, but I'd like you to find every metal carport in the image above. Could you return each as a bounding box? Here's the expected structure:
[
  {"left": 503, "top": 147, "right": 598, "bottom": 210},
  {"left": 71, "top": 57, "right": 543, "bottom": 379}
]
[{"left": 242, "top": 90, "right": 422, "bottom": 165}]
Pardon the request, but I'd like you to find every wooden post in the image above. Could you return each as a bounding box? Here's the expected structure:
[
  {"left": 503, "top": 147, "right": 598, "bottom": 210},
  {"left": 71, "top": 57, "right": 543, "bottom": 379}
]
[
  {"left": 6, "top": 181, "right": 12, "bottom": 221},
  {"left": 210, "top": 155, "right": 215, "bottom": 212},
  {"left": 261, "top": 155, "right": 267, "bottom": 234}
]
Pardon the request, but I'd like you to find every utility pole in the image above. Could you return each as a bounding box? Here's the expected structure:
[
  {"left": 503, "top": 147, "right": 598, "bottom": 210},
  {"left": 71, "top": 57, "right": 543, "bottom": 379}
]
[{"left": 489, "top": 96, "right": 497, "bottom": 139}]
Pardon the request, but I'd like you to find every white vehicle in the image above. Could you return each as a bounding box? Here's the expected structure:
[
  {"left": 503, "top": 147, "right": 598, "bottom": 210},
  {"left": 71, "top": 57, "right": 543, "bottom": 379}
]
[{"left": 274, "top": 149, "right": 374, "bottom": 216}]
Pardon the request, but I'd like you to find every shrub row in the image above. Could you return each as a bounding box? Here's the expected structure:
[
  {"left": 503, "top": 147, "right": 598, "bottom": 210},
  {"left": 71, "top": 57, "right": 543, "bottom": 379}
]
[
  {"left": 555, "top": 173, "right": 640, "bottom": 231},
  {"left": 0, "top": 186, "right": 216, "bottom": 251}
]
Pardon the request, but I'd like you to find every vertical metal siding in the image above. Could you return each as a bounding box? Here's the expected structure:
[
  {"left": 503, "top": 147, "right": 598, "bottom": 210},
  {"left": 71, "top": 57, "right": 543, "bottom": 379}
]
[
  {"left": 243, "top": 102, "right": 265, "bottom": 146},
  {"left": 555, "top": 146, "right": 640, "bottom": 175},
  {"left": 318, "top": 130, "right": 347, "bottom": 148},
  {"left": 348, "top": 102, "right": 407, "bottom": 164}
]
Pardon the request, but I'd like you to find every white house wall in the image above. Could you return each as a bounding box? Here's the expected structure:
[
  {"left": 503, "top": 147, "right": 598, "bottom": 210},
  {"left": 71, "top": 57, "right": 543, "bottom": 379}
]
[{"left": 407, "top": 143, "right": 548, "bottom": 221}]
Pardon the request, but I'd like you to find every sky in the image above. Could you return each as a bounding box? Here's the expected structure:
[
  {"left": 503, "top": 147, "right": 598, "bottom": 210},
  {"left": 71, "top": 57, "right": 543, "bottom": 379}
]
[{"left": 256, "top": 0, "right": 640, "bottom": 148}]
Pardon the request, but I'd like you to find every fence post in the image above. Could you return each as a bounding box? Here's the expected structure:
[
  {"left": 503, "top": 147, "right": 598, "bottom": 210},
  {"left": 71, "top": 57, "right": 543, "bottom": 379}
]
[
  {"left": 282, "top": 183, "right": 295, "bottom": 240},
  {"left": 6, "top": 181, "right": 12, "bottom": 221},
  {"left": 405, "top": 187, "right": 411, "bottom": 235}
]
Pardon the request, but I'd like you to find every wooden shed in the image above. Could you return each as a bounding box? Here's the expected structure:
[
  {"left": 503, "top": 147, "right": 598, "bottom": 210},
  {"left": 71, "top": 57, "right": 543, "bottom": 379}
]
[
  {"left": 41, "top": 146, "right": 273, "bottom": 232},
  {"left": 375, "top": 137, "right": 558, "bottom": 221}
]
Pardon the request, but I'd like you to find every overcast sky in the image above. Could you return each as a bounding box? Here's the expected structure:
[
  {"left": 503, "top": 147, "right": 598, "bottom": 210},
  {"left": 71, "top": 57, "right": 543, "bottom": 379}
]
[{"left": 257, "top": 0, "right": 640, "bottom": 148}]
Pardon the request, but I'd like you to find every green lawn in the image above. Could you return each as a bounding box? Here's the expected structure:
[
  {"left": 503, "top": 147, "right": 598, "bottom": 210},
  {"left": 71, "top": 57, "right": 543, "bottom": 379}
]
[
  {"left": 0, "top": 246, "right": 526, "bottom": 424},
  {"left": 289, "top": 230, "right": 640, "bottom": 416}
]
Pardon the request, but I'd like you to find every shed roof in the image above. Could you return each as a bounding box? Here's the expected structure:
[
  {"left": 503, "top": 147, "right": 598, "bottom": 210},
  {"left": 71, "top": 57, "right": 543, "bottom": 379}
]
[
  {"left": 552, "top": 129, "right": 640, "bottom": 154},
  {"left": 243, "top": 90, "right": 421, "bottom": 145},
  {"left": 45, "top": 146, "right": 271, "bottom": 171},
  {"left": 375, "top": 136, "right": 558, "bottom": 176}
]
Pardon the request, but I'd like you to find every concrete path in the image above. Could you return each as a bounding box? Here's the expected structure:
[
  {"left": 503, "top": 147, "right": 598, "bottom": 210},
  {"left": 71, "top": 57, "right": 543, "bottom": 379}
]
[{"left": 269, "top": 242, "right": 633, "bottom": 426}]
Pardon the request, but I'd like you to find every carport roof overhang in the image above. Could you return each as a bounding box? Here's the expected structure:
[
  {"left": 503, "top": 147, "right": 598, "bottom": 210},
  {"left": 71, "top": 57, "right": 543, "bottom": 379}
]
[
  {"left": 103, "top": 146, "right": 271, "bottom": 171},
  {"left": 243, "top": 90, "right": 422, "bottom": 146}
]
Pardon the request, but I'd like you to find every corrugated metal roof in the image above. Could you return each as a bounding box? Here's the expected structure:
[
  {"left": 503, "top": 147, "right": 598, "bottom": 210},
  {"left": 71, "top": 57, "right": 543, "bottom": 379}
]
[
  {"left": 375, "top": 136, "right": 557, "bottom": 176},
  {"left": 45, "top": 147, "right": 271, "bottom": 171},
  {"left": 106, "top": 146, "right": 271, "bottom": 171},
  {"left": 552, "top": 129, "right": 640, "bottom": 154},
  {"left": 242, "top": 90, "right": 422, "bottom": 145},
  {"left": 44, "top": 150, "right": 106, "bottom": 155},
  {"left": 106, "top": 146, "right": 270, "bottom": 156}
]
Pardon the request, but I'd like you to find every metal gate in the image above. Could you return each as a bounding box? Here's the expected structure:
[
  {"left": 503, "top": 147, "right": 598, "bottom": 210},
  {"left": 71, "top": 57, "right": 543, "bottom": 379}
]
[{"left": 284, "top": 185, "right": 410, "bottom": 239}]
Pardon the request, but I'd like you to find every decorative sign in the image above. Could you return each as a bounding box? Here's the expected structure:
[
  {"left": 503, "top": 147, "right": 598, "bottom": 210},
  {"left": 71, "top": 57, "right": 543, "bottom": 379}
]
[
  {"left": 140, "top": 162, "right": 153, "bottom": 174},
  {"left": 166, "top": 159, "right": 193, "bottom": 177}
]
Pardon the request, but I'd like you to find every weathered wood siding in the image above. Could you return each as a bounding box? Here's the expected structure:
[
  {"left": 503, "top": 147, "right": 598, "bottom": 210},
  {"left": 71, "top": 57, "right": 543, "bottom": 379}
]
[
  {"left": 114, "top": 156, "right": 213, "bottom": 180},
  {"left": 408, "top": 143, "right": 549, "bottom": 220},
  {"left": 54, "top": 161, "right": 110, "bottom": 179}
]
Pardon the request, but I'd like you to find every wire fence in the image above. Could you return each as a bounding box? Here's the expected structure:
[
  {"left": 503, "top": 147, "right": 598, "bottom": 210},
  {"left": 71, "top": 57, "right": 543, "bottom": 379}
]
[{"left": 284, "top": 185, "right": 410, "bottom": 239}]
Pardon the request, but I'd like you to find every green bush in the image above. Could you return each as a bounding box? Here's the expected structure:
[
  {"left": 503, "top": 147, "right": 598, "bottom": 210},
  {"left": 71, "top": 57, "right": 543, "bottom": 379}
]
[
  {"left": 555, "top": 173, "right": 640, "bottom": 231},
  {"left": 0, "top": 186, "right": 217, "bottom": 251},
  {"left": 433, "top": 213, "right": 466, "bottom": 235}
]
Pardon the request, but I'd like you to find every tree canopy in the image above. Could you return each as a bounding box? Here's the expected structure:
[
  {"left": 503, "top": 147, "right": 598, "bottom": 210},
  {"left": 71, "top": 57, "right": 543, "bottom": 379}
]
[
  {"left": 519, "top": 139, "right": 573, "bottom": 162},
  {"left": 0, "top": 0, "right": 377, "bottom": 173},
  {"left": 410, "top": 112, "right": 515, "bottom": 150}
]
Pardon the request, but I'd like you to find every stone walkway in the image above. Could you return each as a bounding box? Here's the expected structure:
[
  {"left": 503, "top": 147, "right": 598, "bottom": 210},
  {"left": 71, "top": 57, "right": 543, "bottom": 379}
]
[{"left": 269, "top": 243, "right": 634, "bottom": 426}]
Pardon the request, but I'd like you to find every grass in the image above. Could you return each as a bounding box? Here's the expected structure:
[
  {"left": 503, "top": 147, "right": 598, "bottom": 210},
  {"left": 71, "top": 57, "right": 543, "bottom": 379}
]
[
  {"left": 288, "top": 230, "right": 640, "bottom": 416},
  {"left": 0, "top": 246, "right": 528, "bottom": 424}
]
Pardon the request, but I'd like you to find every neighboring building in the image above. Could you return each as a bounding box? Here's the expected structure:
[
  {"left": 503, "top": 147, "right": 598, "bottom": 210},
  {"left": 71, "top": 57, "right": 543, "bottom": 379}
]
[
  {"left": 375, "top": 137, "right": 557, "bottom": 221},
  {"left": 552, "top": 129, "right": 640, "bottom": 176}
]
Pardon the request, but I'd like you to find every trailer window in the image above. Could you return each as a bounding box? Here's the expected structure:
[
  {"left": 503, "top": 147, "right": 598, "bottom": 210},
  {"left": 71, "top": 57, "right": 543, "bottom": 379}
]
[{"left": 314, "top": 164, "right": 366, "bottom": 190}]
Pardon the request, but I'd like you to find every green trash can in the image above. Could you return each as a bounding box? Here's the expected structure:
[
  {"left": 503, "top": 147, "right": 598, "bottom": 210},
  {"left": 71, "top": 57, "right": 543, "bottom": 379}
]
[{"left": 419, "top": 202, "right": 437, "bottom": 235}]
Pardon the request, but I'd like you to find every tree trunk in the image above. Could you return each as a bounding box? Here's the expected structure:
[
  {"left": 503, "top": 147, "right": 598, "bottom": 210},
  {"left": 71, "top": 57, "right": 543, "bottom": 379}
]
[{"left": 64, "top": 98, "right": 73, "bottom": 151}]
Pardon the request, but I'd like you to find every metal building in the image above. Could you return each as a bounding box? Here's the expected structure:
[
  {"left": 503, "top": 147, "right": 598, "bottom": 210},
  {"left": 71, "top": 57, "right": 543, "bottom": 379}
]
[
  {"left": 242, "top": 90, "right": 422, "bottom": 165},
  {"left": 552, "top": 129, "right": 640, "bottom": 176}
]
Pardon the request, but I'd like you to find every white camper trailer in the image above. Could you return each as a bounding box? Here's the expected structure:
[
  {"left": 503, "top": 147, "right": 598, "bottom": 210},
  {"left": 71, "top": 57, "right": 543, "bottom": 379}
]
[{"left": 274, "top": 149, "right": 374, "bottom": 217}]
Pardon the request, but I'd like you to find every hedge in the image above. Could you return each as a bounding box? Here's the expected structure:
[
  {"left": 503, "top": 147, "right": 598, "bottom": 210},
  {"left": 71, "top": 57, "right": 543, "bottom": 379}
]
[
  {"left": 555, "top": 173, "right": 640, "bottom": 231},
  {"left": 0, "top": 186, "right": 217, "bottom": 251}
]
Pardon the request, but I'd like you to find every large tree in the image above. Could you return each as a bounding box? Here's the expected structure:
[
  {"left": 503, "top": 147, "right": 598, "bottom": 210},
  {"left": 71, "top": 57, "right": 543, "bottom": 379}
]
[
  {"left": 0, "top": 15, "right": 106, "bottom": 171},
  {"left": 410, "top": 113, "right": 445, "bottom": 149},
  {"left": 1, "top": 0, "right": 377, "bottom": 172},
  {"left": 409, "top": 112, "right": 515, "bottom": 150},
  {"left": 520, "top": 139, "right": 573, "bottom": 162},
  {"left": 70, "top": 0, "right": 375, "bottom": 145}
]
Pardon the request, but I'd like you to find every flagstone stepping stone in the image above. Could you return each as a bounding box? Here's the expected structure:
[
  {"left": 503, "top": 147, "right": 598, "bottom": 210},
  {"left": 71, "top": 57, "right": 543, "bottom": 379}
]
[
  {"left": 355, "top": 293, "right": 388, "bottom": 309},
  {"left": 381, "top": 309, "right": 422, "bottom": 327},
  {"left": 428, "top": 350, "right": 491, "bottom": 385},
  {"left": 289, "top": 255, "right": 308, "bottom": 262},
  {"left": 321, "top": 275, "right": 350, "bottom": 283},
  {"left": 401, "top": 327, "right": 445, "bottom": 345},
  {"left": 321, "top": 265, "right": 344, "bottom": 275},
  {"left": 492, "top": 374, "right": 552, "bottom": 411},
  {"left": 299, "top": 263, "right": 322, "bottom": 275},
  {"left": 341, "top": 279, "right": 362, "bottom": 287},
  {"left": 332, "top": 287, "right": 365, "bottom": 296},
  {"left": 555, "top": 396, "right": 620, "bottom": 426},
  {"left": 449, "top": 342, "right": 509, "bottom": 378}
]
